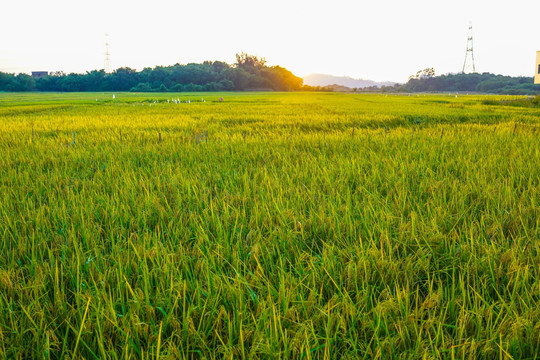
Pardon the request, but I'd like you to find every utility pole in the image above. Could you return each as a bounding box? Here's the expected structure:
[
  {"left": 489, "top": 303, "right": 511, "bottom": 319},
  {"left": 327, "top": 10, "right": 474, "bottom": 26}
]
[
  {"left": 104, "top": 34, "right": 112, "bottom": 73},
  {"left": 462, "top": 22, "right": 476, "bottom": 74}
]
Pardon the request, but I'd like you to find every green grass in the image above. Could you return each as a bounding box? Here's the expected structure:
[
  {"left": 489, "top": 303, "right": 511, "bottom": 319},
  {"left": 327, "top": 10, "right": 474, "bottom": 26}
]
[{"left": 0, "top": 92, "right": 539, "bottom": 359}]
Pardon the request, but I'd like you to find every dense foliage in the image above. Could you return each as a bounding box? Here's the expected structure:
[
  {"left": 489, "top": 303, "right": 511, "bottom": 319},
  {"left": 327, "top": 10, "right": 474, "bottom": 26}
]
[
  {"left": 0, "top": 53, "right": 305, "bottom": 92},
  {"left": 390, "top": 72, "right": 540, "bottom": 94},
  {"left": 0, "top": 92, "right": 539, "bottom": 358},
  {"left": 3, "top": 59, "right": 539, "bottom": 95}
]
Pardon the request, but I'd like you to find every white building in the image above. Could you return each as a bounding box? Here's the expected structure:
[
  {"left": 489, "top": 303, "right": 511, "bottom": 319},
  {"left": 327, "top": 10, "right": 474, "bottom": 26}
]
[{"left": 535, "top": 51, "right": 540, "bottom": 84}]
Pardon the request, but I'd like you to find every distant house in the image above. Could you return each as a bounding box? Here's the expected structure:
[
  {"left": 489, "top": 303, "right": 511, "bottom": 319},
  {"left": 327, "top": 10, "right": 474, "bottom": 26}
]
[{"left": 31, "top": 71, "right": 48, "bottom": 79}]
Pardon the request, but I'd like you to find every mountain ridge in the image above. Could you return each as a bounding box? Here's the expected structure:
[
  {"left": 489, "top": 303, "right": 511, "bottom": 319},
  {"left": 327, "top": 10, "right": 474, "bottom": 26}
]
[{"left": 303, "top": 73, "right": 396, "bottom": 89}]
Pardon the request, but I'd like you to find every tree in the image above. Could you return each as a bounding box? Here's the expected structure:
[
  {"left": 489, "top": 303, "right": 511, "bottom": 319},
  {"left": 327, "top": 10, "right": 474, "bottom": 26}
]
[
  {"left": 85, "top": 70, "right": 106, "bottom": 91},
  {"left": 130, "top": 83, "right": 153, "bottom": 92},
  {"left": 408, "top": 68, "right": 436, "bottom": 81},
  {"left": 259, "top": 66, "right": 303, "bottom": 91},
  {"left": 11, "top": 74, "right": 36, "bottom": 91},
  {"left": 0, "top": 72, "right": 16, "bottom": 90},
  {"left": 108, "top": 67, "right": 138, "bottom": 91},
  {"left": 235, "top": 53, "right": 267, "bottom": 73}
]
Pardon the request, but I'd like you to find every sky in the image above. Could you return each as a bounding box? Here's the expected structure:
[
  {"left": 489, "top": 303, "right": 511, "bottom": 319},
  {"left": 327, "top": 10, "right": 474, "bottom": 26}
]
[{"left": 1, "top": 0, "right": 539, "bottom": 83}]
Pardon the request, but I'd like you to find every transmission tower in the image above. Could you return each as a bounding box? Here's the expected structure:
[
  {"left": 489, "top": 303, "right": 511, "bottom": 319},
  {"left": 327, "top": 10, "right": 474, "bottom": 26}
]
[
  {"left": 104, "top": 34, "right": 112, "bottom": 73},
  {"left": 462, "top": 22, "right": 476, "bottom": 74}
]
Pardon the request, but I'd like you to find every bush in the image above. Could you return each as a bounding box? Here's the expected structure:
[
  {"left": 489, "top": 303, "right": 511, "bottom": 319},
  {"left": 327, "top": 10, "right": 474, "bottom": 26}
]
[{"left": 130, "top": 83, "right": 153, "bottom": 92}]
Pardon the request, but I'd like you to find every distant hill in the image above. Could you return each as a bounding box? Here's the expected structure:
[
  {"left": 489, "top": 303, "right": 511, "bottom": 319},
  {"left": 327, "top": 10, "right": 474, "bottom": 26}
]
[
  {"left": 303, "top": 74, "right": 396, "bottom": 89},
  {"left": 325, "top": 84, "right": 353, "bottom": 92}
]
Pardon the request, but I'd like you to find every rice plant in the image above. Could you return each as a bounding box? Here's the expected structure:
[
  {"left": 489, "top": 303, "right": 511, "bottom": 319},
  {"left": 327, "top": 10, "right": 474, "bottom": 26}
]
[{"left": 0, "top": 92, "right": 538, "bottom": 359}]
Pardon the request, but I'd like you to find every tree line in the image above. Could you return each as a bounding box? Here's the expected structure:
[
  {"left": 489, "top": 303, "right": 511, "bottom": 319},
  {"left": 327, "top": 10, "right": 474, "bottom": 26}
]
[
  {"left": 0, "top": 53, "right": 320, "bottom": 92},
  {"left": 3, "top": 58, "right": 538, "bottom": 94},
  {"left": 382, "top": 71, "right": 539, "bottom": 95}
]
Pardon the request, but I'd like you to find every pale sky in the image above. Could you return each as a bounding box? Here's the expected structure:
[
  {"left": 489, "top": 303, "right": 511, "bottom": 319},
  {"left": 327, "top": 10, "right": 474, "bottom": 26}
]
[{"left": 1, "top": 0, "right": 538, "bottom": 83}]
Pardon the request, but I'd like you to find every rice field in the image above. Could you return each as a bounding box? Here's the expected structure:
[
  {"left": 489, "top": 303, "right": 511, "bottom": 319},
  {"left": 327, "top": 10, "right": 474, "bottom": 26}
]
[{"left": 0, "top": 92, "right": 539, "bottom": 359}]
